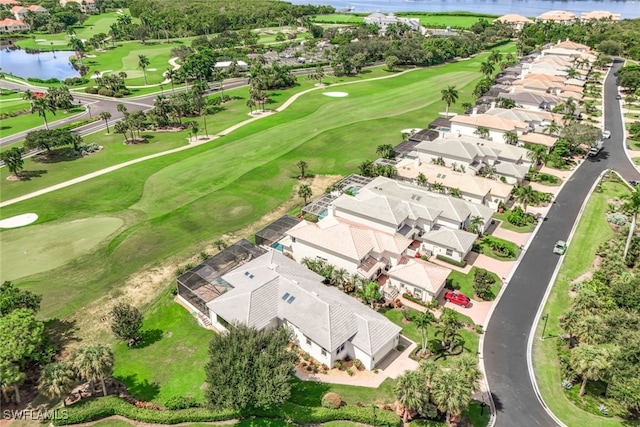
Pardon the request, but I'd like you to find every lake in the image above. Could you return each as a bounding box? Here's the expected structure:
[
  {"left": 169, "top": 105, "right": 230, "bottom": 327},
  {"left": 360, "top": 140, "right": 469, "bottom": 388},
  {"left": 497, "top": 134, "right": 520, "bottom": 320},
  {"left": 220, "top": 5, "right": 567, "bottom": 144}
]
[
  {"left": 0, "top": 49, "right": 80, "bottom": 81},
  {"left": 291, "top": 0, "right": 639, "bottom": 19}
]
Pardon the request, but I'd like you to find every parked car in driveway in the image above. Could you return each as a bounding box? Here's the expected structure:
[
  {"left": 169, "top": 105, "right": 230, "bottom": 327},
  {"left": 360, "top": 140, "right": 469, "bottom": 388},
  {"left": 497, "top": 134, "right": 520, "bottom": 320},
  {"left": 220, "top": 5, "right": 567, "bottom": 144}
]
[
  {"left": 602, "top": 130, "right": 611, "bottom": 139},
  {"left": 444, "top": 290, "right": 471, "bottom": 308},
  {"left": 553, "top": 240, "right": 567, "bottom": 255}
]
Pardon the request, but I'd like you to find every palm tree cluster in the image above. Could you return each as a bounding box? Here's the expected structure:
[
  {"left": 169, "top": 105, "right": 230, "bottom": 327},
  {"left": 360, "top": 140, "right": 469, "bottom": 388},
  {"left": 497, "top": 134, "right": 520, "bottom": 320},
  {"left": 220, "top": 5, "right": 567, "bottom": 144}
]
[
  {"left": 394, "top": 356, "right": 482, "bottom": 425},
  {"left": 113, "top": 104, "right": 147, "bottom": 143},
  {"left": 246, "top": 61, "right": 296, "bottom": 113},
  {"left": 147, "top": 84, "right": 211, "bottom": 129},
  {"left": 38, "top": 344, "right": 114, "bottom": 406},
  {"left": 22, "top": 89, "right": 74, "bottom": 130},
  {"left": 91, "top": 71, "right": 129, "bottom": 96},
  {"left": 301, "top": 258, "right": 381, "bottom": 300},
  {"left": 358, "top": 160, "right": 397, "bottom": 178}
]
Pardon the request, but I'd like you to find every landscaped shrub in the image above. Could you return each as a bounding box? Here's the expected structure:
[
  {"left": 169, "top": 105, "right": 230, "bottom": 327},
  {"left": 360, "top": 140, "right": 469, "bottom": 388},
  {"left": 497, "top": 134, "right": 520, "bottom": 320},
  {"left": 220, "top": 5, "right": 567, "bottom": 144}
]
[
  {"left": 85, "top": 86, "right": 99, "bottom": 94},
  {"left": 98, "top": 88, "right": 116, "bottom": 97},
  {"left": 506, "top": 206, "right": 535, "bottom": 227},
  {"left": 64, "top": 77, "right": 89, "bottom": 86},
  {"left": 401, "top": 293, "right": 429, "bottom": 308},
  {"left": 606, "top": 212, "right": 627, "bottom": 226},
  {"left": 333, "top": 360, "right": 343, "bottom": 370},
  {"left": 346, "top": 368, "right": 354, "bottom": 376},
  {"left": 27, "top": 77, "right": 60, "bottom": 84},
  {"left": 321, "top": 392, "right": 342, "bottom": 409},
  {"left": 481, "top": 236, "right": 517, "bottom": 258},
  {"left": 353, "top": 359, "right": 362, "bottom": 369},
  {"left": 435, "top": 254, "right": 467, "bottom": 268},
  {"left": 473, "top": 268, "right": 496, "bottom": 300}
]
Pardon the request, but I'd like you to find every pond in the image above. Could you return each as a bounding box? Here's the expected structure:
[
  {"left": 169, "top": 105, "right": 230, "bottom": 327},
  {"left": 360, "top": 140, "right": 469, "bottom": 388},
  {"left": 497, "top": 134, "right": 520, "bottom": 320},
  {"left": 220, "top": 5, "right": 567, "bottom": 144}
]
[{"left": 0, "top": 49, "right": 80, "bottom": 81}]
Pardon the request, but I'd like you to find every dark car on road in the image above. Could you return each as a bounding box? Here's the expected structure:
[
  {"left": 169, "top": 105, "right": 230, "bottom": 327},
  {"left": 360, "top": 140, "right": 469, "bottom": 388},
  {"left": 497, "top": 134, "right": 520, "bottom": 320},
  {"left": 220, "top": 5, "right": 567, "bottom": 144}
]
[{"left": 444, "top": 291, "right": 471, "bottom": 308}]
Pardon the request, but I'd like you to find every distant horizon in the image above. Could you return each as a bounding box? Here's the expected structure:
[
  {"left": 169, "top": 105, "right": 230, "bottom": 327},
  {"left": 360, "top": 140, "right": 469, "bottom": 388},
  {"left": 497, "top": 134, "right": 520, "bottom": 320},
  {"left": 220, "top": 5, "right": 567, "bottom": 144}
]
[{"left": 287, "top": 0, "right": 637, "bottom": 19}]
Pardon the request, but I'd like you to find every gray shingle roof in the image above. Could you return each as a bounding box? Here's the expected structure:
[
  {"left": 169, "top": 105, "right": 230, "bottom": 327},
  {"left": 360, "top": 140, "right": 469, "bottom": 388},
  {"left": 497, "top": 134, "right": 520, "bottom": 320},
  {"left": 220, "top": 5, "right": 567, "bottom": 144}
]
[{"left": 206, "top": 251, "right": 400, "bottom": 354}]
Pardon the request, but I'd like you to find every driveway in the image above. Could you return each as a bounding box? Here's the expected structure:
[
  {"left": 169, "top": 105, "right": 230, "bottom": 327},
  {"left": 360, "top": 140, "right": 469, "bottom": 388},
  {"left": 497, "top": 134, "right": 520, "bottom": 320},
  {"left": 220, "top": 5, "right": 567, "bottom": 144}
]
[{"left": 483, "top": 58, "right": 640, "bottom": 427}]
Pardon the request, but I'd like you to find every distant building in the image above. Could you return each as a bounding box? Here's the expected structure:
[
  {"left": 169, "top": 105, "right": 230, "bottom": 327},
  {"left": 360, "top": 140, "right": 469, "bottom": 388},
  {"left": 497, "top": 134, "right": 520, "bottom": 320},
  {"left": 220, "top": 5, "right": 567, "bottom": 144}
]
[
  {"left": 59, "top": 0, "right": 96, "bottom": 14},
  {"left": 364, "top": 12, "right": 420, "bottom": 34},
  {"left": 581, "top": 11, "right": 621, "bottom": 22},
  {"left": 494, "top": 14, "right": 533, "bottom": 31},
  {"left": 536, "top": 10, "right": 577, "bottom": 24},
  {"left": 11, "top": 5, "right": 47, "bottom": 21},
  {"left": 213, "top": 60, "right": 249, "bottom": 70},
  {"left": 0, "top": 18, "right": 29, "bottom": 32},
  {"left": 0, "top": 0, "right": 19, "bottom": 6}
]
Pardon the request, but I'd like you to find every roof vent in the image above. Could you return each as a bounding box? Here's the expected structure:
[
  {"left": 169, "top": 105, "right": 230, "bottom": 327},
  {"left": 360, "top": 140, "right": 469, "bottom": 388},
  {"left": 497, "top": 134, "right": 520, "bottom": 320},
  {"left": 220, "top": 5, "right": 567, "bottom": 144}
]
[
  {"left": 268, "top": 263, "right": 277, "bottom": 270},
  {"left": 244, "top": 271, "right": 250, "bottom": 276}
]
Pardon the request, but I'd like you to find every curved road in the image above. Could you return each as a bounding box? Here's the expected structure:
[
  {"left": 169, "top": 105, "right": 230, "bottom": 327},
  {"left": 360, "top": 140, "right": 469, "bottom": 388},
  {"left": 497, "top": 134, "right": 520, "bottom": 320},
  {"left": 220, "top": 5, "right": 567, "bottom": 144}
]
[{"left": 483, "top": 59, "right": 639, "bottom": 427}]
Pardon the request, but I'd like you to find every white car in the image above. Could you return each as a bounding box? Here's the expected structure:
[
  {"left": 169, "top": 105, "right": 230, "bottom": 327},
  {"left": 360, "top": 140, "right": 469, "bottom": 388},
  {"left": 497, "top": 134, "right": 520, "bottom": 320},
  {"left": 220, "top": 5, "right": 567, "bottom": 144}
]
[{"left": 602, "top": 130, "right": 611, "bottom": 139}]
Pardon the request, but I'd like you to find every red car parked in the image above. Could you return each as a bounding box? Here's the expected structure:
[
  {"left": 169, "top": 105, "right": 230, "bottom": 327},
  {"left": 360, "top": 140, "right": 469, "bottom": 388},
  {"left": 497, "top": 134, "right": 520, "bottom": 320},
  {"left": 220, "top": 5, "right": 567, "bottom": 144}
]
[{"left": 444, "top": 291, "right": 471, "bottom": 308}]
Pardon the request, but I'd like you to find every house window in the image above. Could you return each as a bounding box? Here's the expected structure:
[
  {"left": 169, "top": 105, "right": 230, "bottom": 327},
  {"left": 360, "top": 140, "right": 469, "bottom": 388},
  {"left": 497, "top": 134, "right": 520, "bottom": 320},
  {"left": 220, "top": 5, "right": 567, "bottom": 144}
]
[
  {"left": 306, "top": 337, "right": 312, "bottom": 346},
  {"left": 321, "top": 349, "right": 327, "bottom": 357},
  {"left": 336, "top": 343, "right": 345, "bottom": 355},
  {"left": 446, "top": 248, "right": 453, "bottom": 256}
]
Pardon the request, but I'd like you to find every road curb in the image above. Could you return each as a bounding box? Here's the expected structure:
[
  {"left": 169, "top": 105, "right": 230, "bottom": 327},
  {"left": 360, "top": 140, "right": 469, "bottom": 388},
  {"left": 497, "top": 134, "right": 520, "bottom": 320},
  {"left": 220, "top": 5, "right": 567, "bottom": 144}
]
[
  {"left": 480, "top": 158, "right": 587, "bottom": 427},
  {"left": 525, "top": 168, "right": 610, "bottom": 427}
]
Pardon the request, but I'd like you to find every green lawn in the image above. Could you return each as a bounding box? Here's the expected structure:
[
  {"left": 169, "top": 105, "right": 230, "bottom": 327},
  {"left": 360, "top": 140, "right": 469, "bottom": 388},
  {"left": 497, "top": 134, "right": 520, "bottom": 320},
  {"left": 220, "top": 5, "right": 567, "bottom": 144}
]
[
  {"left": 112, "top": 290, "right": 214, "bottom": 405},
  {"left": 0, "top": 46, "right": 515, "bottom": 321},
  {"left": 0, "top": 98, "right": 30, "bottom": 115},
  {"left": 492, "top": 212, "right": 537, "bottom": 233},
  {"left": 379, "top": 307, "right": 479, "bottom": 362},
  {"left": 289, "top": 377, "right": 396, "bottom": 407},
  {"left": 0, "top": 107, "right": 85, "bottom": 138},
  {"left": 475, "top": 236, "right": 520, "bottom": 261},
  {"left": 446, "top": 267, "right": 501, "bottom": 302},
  {"left": 532, "top": 178, "right": 637, "bottom": 427}
]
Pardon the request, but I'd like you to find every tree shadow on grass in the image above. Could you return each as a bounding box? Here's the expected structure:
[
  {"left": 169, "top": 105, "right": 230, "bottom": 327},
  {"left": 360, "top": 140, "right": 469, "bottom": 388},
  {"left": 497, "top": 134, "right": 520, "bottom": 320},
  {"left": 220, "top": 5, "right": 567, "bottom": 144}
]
[
  {"left": 45, "top": 318, "right": 80, "bottom": 350},
  {"left": 288, "top": 378, "right": 330, "bottom": 407},
  {"left": 0, "top": 125, "right": 11, "bottom": 131},
  {"left": 15, "top": 169, "right": 47, "bottom": 180},
  {"left": 135, "top": 329, "right": 163, "bottom": 349},
  {"left": 115, "top": 374, "right": 160, "bottom": 402}
]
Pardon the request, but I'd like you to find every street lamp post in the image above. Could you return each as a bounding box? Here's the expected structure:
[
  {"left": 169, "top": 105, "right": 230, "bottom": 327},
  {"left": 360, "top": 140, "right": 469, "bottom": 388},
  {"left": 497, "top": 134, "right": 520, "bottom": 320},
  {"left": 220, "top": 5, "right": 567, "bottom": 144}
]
[{"left": 540, "top": 314, "right": 549, "bottom": 340}]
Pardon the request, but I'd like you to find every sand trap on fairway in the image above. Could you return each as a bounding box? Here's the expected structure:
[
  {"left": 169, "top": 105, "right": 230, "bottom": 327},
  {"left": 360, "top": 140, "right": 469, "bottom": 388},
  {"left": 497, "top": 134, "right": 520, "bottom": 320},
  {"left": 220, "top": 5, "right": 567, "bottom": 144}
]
[
  {"left": 35, "top": 39, "right": 47, "bottom": 42},
  {"left": 0, "top": 213, "right": 38, "bottom": 229},
  {"left": 147, "top": 68, "right": 157, "bottom": 71},
  {"left": 323, "top": 92, "right": 348, "bottom": 97}
]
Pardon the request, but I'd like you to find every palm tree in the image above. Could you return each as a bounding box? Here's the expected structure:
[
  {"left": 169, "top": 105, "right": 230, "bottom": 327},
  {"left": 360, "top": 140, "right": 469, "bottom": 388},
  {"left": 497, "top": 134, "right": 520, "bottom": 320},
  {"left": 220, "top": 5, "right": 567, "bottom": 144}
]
[
  {"left": 414, "top": 311, "right": 435, "bottom": 357},
  {"left": 190, "top": 121, "right": 199, "bottom": 141},
  {"left": 0, "top": 147, "right": 24, "bottom": 177},
  {"left": 514, "top": 185, "right": 538, "bottom": 212},
  {"left": 488, "top": 50, "right": 503, "bottom": 64},
  {"left": 358, "top": 281, "right": 381, "bottom": 309},
  {"left": 621, "top": 188, "right": 640, "bottom": 258},
  {"left": 99, "top": 111, "right": 112, "bottom": 133},
  {"left": 457, "top": 356, "right": 483, "bottom": 392},
  {"left": 565, "top": 67, "right": 580, "bottom": 79},
  {"left": 503, "top": 130, "right": 519, "bottom": 145},
  {"left": 416, "top": 172, "right": 428, "bottom": 187},
  {"left": 39, "top": 362, "right": 75, "bottom": 406},
  {"left": 68, "top": 38, "right": 85, "bottom": 65},
  {"left": 570, "top": 344, "right": 612, "bottom": 396},
  {"left": 138, "top": 54, "right": 150, "bottom": 85},
  {"left": 165, "top": 68, "right": 177, "bottom": 94},
  {"left": 376, "top": 144, "right": 394, "bottom": 159},
  {"left": 496, "top": 97, "right": 516, "bottom": 109},
  {"left": 448, "top": 187, "right": 462, "bottom": 198},
  {"left": 467, "top": 215, "right": 485, "bottom": 236},
  {"left": 440, "top": 85, "right": 459, "bottom": 117},
  {"left": 474, "top": 126, "right": 490, "bottom": 139},
  {"left": 438, "top": 308, "right": 462, "bottom": 351},
  {"left": 575, "top": 315, "right": 607, "bottom": 345},
  {"left": 559, "top": 309, "right": 580, "bottom": 348},
  {"left": 31, "top": 97, "right": 56, "bottom": 130},
  {"left": 431, "top": 369, "right": 472, "bottom": 425},
  {"left": 526, "top": 144, "right": 548, "bottom": 166},
  {"left": 480, "top": 61, "right": 495, "bottom": 77},
  {"left": 394, "top": 370, "right": 426, "bottom": 423},
  {"left": 296, "top": 160, "right": 308, "bottom": 178},
  {"left": 543, "top": 120, "right": 561, "bottom": 136},
  {"left": 298, "top": 184, "right": 312, "bottom": 205},
  {"left": 70, "top": 344, "right": 114, "bottom": 397},
  {"left": 331, "top": 268, "right": 348, "bottom": 287}
]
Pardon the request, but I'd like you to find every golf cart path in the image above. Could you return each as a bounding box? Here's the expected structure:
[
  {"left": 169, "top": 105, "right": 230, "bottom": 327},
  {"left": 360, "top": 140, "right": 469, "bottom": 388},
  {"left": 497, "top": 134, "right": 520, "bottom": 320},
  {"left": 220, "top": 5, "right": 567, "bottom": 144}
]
[{"left": 0, "top": 67, "right": 421, "bottom": 209}]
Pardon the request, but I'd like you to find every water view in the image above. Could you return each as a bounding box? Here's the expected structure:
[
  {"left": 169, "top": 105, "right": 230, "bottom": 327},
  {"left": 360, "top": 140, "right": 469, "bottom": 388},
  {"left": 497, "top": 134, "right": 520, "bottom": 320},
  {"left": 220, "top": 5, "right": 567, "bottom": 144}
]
[
  {"left": 0, "top": 49, "right": 79, "bottom": 80},
  {"left": 291, "top": 0, "right": 639, "bottom": 19}
]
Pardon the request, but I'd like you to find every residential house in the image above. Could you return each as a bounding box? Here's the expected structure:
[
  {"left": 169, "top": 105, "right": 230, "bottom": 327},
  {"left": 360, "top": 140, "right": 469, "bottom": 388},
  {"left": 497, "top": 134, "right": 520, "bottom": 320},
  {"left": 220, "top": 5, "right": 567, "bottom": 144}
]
[
  {"left": 205, "top": 250, "right": 402, "bottom": 370},
  {"left": 364, "top": 12, "right": 420, "bottom": 33},
  {"left": 414, "top": 133, "right": 532, "bottom": 184},
  {"left": 394, "top": 158, "right": 514, "bottom": 209},
  {"left": 11, "top": 5, "right": 47, "bottom": 20},
  {"left": 0, "top": 0, "right": 19, "bottom": 6},
  {"left": 330, "top": 176, "right": 494, "bottom": 262},
  {"left": 214, "top": 60, "right": 249, "bottom": 70},
  {"left": 286, "top": 215, "right": 413, "bottom": 280},
  {"left": 536, "top": 10, "right": 577, "bottom": 24},
  {"left": 387, "top": 257, "right": 450, "bottom": 302},
  {"left": 0, "top": 18, "right": 29, "bottom": 32},
  {"left": 494, "top": 14, "right": 533, "bottom": 31},
  {"left": 554, "top": 40, "right": 591, "bottom": 52},
  {"left": 581, "top": 11, "right": 621, "bottom": 22},
  {"left": 450, "top": 111, "right": 529, "bottom": 144},
  {"left": 59, "top": 0, "right": 96, "bottom": 14},
  {"left": 500, "top": 91, "right": 561, "bottom": 111}
]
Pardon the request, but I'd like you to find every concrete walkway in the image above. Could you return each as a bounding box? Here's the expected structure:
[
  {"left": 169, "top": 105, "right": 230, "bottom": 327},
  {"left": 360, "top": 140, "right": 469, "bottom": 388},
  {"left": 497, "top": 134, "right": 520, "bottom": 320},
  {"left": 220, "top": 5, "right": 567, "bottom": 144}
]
[{"left": 1, "top": 67, "right": 423, "bottom": 208}]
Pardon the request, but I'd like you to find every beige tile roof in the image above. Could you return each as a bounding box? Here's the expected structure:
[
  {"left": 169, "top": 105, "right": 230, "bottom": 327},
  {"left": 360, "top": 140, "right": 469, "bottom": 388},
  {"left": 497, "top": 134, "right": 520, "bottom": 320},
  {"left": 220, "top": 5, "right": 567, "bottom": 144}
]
[
  {"left": 537, "top": 10, "right": 577, "bottom": 21},
  {"left": 288, "top": 216, "right": 412, "bottom": 261},
  {"left": 486, "top": 107, "right": 560, "bottom": 124},
  {"left": 519, "top": 132, "right": 557, "bottom": 148},
  {"left": 395, "top": 159, "right": 514, "bottom": 199},
  {"left": 562, "top": 85, "right": 584, "bottom": 93},
  {"left": 523, "top": 73, "right": 565, "bottom": 83},
  {"left": 495, "top": 14, "right": 533, "bottom": 24},
  {"left": 536, "top": 56, "right": 574, "bottom": 66},
  {"left": 450, "top": 114, "right": 529, "bottom": 132},
  {"left": 564, "top": 78, "right": 586, "bottom": 87},
  {"left": 557, "top": 91, "right": 583, "bottom": 100},
  {"left": 554, "top": 40, "right": 591, "bottom": 50},
  {"left": 512, "top": 79, "right": 562, "bottom": 90},
  {"left": 580, "top": 11, "right": 620, "bottom": 21},
  {"left": 387, "top": 258, "right": 450, "bottom": 294}
]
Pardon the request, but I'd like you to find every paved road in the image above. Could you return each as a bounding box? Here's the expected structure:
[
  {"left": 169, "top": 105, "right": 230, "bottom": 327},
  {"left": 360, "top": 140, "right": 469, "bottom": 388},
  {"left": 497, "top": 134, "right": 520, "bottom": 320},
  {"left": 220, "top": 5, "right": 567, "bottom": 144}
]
[{"left": 483, "top": 59, "right": 639, "bottom": 427}]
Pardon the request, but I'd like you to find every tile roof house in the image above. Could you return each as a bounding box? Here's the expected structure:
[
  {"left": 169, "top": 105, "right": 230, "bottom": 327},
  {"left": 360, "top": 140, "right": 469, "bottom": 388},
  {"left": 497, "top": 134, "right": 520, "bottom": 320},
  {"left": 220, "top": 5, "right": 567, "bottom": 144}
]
[
  {"left": 536, "top": 10, "right": 577, "bottom": 24},
  {"left": 364, "top": 12, "right": 420, "bottom": 33},
  {"left": 11, "top": 4, "right": 46, "bottom": 20},
  {"left": 485, "top": 107, "right": 562, "bottom": 126},
  {"left": 414, "top": 133, "right": 532, "bottom": 184},
  {"left": 0, "top": 18, "right": 29, "bottom": 32},
  {"left": 554, "top": 40, "right": 591, "bottom": 51},
  {"left": 501, "top": 91, "right": 561, "bottom": 111},
  {"left": 581, "top": 11, "right": 621, "bottom": 22},
  {"left": 394, "top": 158, "right": 514, "bottom": 209},
  {"left": 59, "top": 0, "right": 95, "bottom": 14},
  {"left": 450, "top": 111, "right": 529, "bottom": 144},
  {"left": 286, "top": 215, "right": 412, "bottom": 280},
  {"left": 518, "top": 132, "right": 557, "bottom": 148},
  {"left": 330, "top": 177, "right": 494, "bottom": 262},
  {"left": 0, "top": 0, "right": 19, "bottom": 5},
  {"left": 494, "top": 14, "right": 533, "bottom": 31},
  {"left": 206, "top": 250, "right": 402, "bottom": 370},
  {"left": 387, "top": 257, "right": 450, "bottom": 302}
]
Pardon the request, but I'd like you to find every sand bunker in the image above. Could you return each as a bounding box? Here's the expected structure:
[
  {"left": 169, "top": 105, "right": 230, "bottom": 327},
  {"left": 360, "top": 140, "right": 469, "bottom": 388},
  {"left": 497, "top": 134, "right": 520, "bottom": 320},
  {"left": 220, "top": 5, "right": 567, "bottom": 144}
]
[
  {"left": 0, "top": 213, "right": 38, "bottom": 229},
  {"left": 147, "top": 68, "right": 157, "bottom": 72},
  {"left": 35, "top": 39, "right": 47, "bottom": 42},
  {"left": 323, "top": 92, "right": 348, "bottom": 98}
]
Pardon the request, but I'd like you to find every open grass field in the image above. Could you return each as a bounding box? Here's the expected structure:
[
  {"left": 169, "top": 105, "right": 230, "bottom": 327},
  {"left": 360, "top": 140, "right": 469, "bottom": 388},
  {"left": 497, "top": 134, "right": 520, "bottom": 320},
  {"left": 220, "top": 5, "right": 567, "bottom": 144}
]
[
  {"left": 532, "top": 178, "right": 638, "bottom": 427},
  {"left": 0, "top": 98, "right": 30, "bottom": 116},
  {"left": 313, "top": 13, "right": 494, "bottom": 28},
  {"left": 447, "top": 267, "right": 501, "bottom": 302},
  {"left": 0, "top": 46, "right": 514, "bottom": 322},
  {"left": 0, "top": 107, "right": 85, "bottom": 138}
]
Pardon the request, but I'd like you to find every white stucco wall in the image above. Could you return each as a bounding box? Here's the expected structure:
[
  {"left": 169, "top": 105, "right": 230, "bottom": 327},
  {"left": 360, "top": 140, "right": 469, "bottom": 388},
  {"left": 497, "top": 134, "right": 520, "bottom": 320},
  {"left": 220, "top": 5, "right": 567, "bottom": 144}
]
[
  {"left": 333, "top": 209, "right": 398, "bottom": 235},
  {"left": 285, "top": 319, "right": 333, "bottom": 368},
  {"left": 421, "top": 241, "right": 464, "bottom": 262},
  {"left": 290, "top": 238, "right": 359, "bottom": 273}
]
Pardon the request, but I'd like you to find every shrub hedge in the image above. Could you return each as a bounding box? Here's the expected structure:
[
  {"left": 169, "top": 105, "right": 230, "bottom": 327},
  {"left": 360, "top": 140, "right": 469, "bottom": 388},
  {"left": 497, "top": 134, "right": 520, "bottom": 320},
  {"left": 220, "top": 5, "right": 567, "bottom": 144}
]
[
  {"left": 435, "top": 255, "right": 467, "bottom": 268},
  {"left": 51, "top": 396, "right": 402, "bottom": 427}
]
